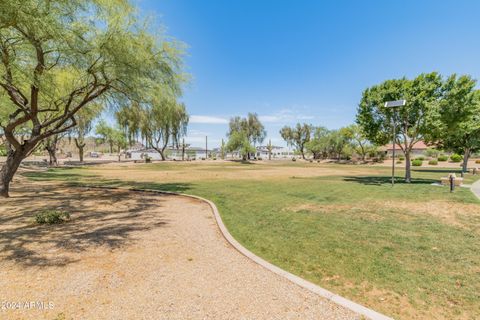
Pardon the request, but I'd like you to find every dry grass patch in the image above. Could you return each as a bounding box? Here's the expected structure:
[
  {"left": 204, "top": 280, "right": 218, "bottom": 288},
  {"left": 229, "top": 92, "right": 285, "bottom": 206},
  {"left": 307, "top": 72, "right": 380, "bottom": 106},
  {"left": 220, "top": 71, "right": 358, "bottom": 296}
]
[{"left": 286, "top": 199, "right": 480, "bottom": 229}]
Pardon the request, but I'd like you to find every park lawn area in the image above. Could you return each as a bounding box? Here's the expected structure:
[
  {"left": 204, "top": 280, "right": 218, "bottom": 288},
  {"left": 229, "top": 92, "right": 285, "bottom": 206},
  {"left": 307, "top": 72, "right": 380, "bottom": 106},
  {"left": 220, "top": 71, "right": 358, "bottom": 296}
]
[{"left": 24, "top": 161, "right": 480, "bottom": 319}]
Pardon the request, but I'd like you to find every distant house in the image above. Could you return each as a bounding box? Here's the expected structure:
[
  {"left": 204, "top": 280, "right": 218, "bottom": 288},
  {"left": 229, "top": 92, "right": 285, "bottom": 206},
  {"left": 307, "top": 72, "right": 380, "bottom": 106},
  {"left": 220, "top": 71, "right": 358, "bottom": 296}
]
[
  {"left": 128, "top": 146, "right": 211, "bottom": 161},
  {"left": 168, "top": 146, "right": 210, "bottom": 160},
  {"left": 255, "top": 145, "right": 294, "bottom": 159},
  {"left": 129, "top": 148, "right": 163, "bottom": 161},
  {"left": 380, "top": 140, "right": 429, "bottom": 157}
]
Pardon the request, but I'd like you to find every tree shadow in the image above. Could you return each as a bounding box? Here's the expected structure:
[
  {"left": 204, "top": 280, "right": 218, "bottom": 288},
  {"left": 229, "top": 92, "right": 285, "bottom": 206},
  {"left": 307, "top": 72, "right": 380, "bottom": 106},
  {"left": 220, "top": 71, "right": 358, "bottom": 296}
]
[
  {"left": 228, "top": 160, "right": 256, "bottom": 165},
  {"left": 343, "top": 176, "right": 438, "bottom": 185},
  {"left": 412, "top": 168, "right": 462, "bottom": 174},
  {"left": 22, "top": 170, "right": 194, "bottom": 194},
  {"left": 0, "top": 183, "right": 175, "bottom": 268}
]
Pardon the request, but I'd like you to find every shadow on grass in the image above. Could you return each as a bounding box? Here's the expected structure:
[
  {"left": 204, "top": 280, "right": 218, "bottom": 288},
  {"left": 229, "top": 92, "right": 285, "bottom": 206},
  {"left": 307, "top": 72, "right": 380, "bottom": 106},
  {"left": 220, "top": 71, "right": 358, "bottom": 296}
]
[
  {"left": 22, "top": 170, "right": 194, "bottom": 193},
  {"left": 412, "top": 168, "right": 462, "bottom": 174},
  {"left": 343, "top": 176, "right": 437, "bottom": 185},
  {"left": 228, "top": 160, "right": 256, "bottom": 165}
]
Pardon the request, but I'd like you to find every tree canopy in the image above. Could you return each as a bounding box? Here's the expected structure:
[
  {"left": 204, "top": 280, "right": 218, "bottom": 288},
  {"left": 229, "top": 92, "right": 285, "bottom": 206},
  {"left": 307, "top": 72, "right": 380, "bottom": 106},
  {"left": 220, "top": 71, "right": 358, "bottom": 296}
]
[
  {"left": 428, "top": 74, "right": 480, "bottom": 172},
  {"left": 0, "top": 0, "right": 186, "bottom": 196},
  {"left": 357, "top": 72, "right": 443, "bottom": 182},
  {"left": 227, "top": 113, "right": 265, "bottom": 159},
  {"left": 279, "top": 123, "right": 312, "bottom": 159},
  {"left": 141, "top": 98, "right": 189, "bottom": 160}
]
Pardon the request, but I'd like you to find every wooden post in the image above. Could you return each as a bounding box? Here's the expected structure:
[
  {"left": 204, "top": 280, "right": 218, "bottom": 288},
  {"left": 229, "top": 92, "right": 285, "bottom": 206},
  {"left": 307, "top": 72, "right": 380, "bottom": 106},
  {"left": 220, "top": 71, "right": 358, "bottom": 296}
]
[{"left": 205, "top": 136, "right": 208, "bottom": 160}]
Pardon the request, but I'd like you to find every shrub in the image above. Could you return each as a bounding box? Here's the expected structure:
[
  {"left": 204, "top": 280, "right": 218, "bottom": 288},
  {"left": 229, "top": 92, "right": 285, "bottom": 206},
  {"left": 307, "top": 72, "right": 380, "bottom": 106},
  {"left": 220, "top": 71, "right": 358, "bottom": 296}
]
[
  {"left": 450, "top": 154, "right": 463, "bottom": 162},
  {"left": 428, "top": 160, "right": 438, "bottom": 165},
  {"left": 396, "top": 160, "right": 403, "bottom": 164},
  {"left": 35, "top": 210, "right": 70, "bottom": 224},
  {"left": 292, "top": 157, "right": 296, "bottom": 161},
  {"left": 412, "top": 159, "right": 423, "bottom": 166},
  {"left": 438, "top": 155, "right": 448, "bottom": 161},
  {"left": 424, "top": 148, "right": 440, "bottom": 158},
  {"left": 415, "top": 156, "right": 425, "bottom": 161},
  {"left": 399, "top": 156, "right": 405, "bottom": 161},
  {"left": 475, "top": 159, "right": 480, "bottom": 164}
]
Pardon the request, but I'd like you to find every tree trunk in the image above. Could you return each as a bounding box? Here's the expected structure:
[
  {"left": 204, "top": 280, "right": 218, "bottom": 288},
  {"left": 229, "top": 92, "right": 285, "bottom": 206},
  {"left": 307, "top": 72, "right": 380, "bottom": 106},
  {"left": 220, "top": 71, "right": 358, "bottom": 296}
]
[
  {"left": 49, "top": 149, "right": 57, "bottom": 166},
  {"left": 79, "top": 146, "right": 84, "bottom": 162},
  {"left": 462, "top": 148, "right": 470, "bottom": 173},
  {"left": 109, "top": 142, "right": 113, "bottom": 154},
  {"left": 404, "top": 152, "right": 411, "bottom": 183},
  {"left": 360, "top": 144, "right": 366, "bottom": 162},
  {"left": 0, "top": 148, "right": 28, "bottom": 198},
  {"left": 46, "top": 146, "right": 58, "bottom": 166},
  {"left": 74, "top": 138, "right": 85, "bottom": 163}
]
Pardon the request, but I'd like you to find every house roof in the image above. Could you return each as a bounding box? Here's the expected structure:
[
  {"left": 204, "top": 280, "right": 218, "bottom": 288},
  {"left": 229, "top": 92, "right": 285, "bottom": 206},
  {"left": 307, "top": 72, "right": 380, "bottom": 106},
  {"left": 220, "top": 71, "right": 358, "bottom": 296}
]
[{"left": 382, "top": 140, "right": 429, "bottom": 151}]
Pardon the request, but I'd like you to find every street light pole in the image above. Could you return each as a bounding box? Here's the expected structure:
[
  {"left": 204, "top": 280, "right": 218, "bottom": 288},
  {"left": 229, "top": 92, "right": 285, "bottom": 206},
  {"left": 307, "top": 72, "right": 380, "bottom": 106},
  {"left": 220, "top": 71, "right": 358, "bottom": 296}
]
[
  {"left": 391, "top": 117, "right": 396, "bottom": 186},
  {"left": 384, "top": 99, "right": 406, "bottom": 187}
]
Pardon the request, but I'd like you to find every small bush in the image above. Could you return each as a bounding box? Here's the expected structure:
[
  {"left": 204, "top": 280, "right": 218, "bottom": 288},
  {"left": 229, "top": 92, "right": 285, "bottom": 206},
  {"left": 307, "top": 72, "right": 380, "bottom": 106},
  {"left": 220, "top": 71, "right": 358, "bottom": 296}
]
[
  {"left": 399, "top": 156, "right": 405, "bottom": 161},
  {"left": 396, "top": 160, "right": 403, "bottom": 164},
  {"left": 438, "top": 155, "right": 448, "bottom": 161},
  {"left": 412, "top": 159, "right": 423, "bottom": 166},
  {"left": 424, "top": 148, "right": 440, "bottom": 158},
  {"left": 428, "top": 160, "right": 438, "bottom": 165},
  {"left": 292, "top": 157, "right": 296, "bottom": 161},
  {"left": 450, "top": 154, "right": 463, "bottom": 162},
  {"left": 475, "top": 159, "right": 480, "bottom": 164},
  {"left": 35, "top": 210, "right": 70, "bottom": 224},
  {"left": 415, "top": 156, "right": 425, "bottom": 161}
]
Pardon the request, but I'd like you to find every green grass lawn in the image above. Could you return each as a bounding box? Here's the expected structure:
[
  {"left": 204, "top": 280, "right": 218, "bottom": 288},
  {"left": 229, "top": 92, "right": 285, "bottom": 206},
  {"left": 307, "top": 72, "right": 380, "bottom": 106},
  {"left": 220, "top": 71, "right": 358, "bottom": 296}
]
[{"left": 24, "top": 162, "right": 480, "bottom": 319}]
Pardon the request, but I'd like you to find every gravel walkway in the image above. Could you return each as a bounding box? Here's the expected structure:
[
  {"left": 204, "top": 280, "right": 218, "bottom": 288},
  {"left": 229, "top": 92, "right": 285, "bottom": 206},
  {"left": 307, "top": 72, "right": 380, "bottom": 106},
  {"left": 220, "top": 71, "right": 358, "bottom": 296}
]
[{"left": 0, "top": 183, "right": 358, "bottom": 320}]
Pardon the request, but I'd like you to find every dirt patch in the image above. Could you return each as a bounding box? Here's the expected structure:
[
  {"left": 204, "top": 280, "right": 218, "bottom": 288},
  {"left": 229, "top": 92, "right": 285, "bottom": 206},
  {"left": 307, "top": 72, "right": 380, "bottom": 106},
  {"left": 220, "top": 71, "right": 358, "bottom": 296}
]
[{"left": 84, "top": 161, "right": 378, "bottom": 184}]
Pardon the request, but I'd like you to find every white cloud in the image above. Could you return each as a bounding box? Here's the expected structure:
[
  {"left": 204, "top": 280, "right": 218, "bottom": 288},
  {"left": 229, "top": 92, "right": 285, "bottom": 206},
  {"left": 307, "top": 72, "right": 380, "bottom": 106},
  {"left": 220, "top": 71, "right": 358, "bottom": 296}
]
[
  {"left": 259, "top": 108, "right": 315, "bottom": 123},
  {"left": 190, "top": 115, "right": 228, "bottom": 124}
]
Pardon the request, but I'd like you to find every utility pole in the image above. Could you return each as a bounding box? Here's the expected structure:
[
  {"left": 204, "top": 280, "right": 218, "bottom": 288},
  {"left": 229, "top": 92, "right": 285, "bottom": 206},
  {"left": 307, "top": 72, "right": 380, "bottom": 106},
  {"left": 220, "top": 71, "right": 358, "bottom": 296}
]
[
  {"left": 205, "top": 136, "right": 208, "bottom": 160},
  {"left": 221, "top": 138, "right": 225, "bottom": 160},
  {"left": 268, "top": 139, "right": 272, "bottom": 160},
  {"left": 182, "top": 138, "right": 185, "bottom": 161}
]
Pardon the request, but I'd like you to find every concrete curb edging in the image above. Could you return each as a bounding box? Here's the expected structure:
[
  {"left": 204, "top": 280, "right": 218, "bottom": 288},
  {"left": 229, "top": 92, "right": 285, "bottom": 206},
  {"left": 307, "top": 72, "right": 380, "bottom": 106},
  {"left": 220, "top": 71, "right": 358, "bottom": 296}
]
[
  {"left": 85, "top": 185, "right": 393, "bottom": 320},
  {"left": 470, "top": 179, "right": 480, "bottom": 200}
]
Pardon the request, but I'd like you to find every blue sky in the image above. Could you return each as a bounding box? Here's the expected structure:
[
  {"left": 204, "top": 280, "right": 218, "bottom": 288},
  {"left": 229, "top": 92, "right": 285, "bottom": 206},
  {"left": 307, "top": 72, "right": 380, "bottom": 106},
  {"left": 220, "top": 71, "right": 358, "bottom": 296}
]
[{"left": 136, "top": 0, "right": 480, "bottom": 148}]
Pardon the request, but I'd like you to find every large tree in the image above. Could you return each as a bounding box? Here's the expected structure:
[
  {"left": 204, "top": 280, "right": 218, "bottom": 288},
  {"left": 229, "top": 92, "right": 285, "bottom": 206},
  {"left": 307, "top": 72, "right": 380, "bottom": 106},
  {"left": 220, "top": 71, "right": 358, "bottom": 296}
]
[
  {"left": 226, "top": 131, "right": 255, "bottom": 161},
  {"left": 227, "top": 113, "right": 265, "bottom": 159},
  {"left": 95, "top": 120, "right": 126, "bottom": 154},
  {"left": 305, "top": 126, "right": 329, "bottom": 159},
  {"left": 280, "top": 123, "right": 312, "bottom": 159},
  {"left": 0, "top": 0, "right": 183, "bottom": 196},
  {"left": 142, "top": 99, "right": 189, "bottom": 161},
  {"left": 428, "top": 75, "right": 480, "bottom": 172},
  {"left": 340, "top": 124, "right": 371, "bottom": 161},
  {"left": 357, "top": 73, "right": 443, "bottom": 182}
]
